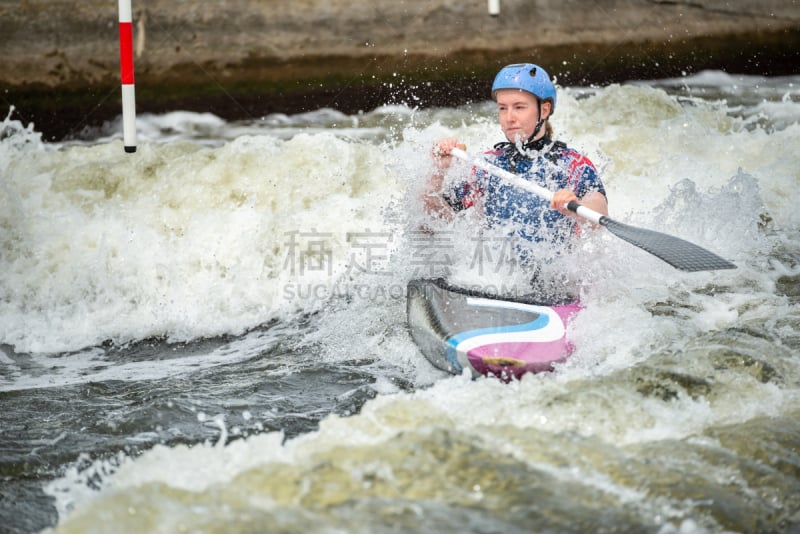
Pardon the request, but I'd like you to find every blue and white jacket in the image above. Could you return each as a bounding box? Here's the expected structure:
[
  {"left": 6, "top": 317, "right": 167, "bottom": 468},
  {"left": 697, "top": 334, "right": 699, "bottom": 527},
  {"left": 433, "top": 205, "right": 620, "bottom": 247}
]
[{"left": 444, "top": 137, "right": 606, "bottom": 248}]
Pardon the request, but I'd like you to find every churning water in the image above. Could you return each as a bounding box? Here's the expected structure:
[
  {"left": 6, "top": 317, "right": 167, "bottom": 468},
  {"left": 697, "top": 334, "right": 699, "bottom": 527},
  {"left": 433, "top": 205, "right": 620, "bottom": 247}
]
[{"left": 1, "top": 71, "right": 799, "bottom": 533}]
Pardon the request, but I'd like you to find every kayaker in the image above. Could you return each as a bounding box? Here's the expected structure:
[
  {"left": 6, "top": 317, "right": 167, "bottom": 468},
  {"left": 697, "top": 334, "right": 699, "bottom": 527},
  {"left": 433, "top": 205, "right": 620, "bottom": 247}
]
[{"left": 424, "top": 63, "right": 608, "bottom": 252}]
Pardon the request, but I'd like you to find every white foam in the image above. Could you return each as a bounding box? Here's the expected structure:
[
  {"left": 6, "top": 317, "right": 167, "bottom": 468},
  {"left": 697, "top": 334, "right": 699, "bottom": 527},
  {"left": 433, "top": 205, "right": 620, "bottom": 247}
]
[
  {"left": 1, "top": 129, "right": 404, "bottom": 354},
  {"left": 16, "top": 74, "right": 799, "bottom": 532}
]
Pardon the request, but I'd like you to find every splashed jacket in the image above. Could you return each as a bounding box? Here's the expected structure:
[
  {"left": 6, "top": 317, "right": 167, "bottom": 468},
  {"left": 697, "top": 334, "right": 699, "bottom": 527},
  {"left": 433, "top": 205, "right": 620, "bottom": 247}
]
[{"left": 444, "top": 137, "right": 606, "bottom": 246}]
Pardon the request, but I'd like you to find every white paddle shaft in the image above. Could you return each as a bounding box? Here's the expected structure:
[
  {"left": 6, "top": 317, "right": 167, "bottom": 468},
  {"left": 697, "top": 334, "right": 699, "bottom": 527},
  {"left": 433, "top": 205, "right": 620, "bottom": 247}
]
[{"left": 449, "top": 147, "right": 603, "bottom": 224}]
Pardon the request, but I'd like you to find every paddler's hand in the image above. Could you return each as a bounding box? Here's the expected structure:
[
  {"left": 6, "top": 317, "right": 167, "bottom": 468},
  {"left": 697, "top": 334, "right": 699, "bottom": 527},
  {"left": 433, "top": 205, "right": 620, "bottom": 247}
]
[
  {"left": 551, "top": 189, "right": 580, "bottom": 218},
  {"left": 432, "top": 138, "right": 466, "bottom": 170}
]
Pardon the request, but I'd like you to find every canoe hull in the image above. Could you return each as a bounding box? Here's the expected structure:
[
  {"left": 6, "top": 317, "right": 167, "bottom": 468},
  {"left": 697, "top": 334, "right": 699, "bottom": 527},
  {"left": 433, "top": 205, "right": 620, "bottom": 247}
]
[{"left": 407, "top": 278, "right": 580, "bottom": 380}]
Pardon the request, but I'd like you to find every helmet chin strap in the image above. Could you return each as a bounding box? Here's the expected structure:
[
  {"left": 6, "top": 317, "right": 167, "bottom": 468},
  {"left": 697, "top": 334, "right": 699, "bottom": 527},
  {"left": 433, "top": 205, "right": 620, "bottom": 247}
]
[
  {"left": 526, "top": 119, "right": 545, "bottom": 146},
  {"left": 524, "top": 99, "right": 545, "bottom": 147}
]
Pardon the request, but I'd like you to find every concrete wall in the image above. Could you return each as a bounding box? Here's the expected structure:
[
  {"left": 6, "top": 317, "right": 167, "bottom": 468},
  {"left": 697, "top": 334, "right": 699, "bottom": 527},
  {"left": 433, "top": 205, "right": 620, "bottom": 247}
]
[{"left": 2, "top": 0, "right": 798, "bottom": 140}]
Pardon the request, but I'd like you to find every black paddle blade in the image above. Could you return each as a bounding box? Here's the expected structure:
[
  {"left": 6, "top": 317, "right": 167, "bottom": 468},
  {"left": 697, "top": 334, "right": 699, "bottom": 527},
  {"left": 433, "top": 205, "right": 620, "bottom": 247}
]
[{"left": 600, "top": 218, "right": 736, "bottom": 272}]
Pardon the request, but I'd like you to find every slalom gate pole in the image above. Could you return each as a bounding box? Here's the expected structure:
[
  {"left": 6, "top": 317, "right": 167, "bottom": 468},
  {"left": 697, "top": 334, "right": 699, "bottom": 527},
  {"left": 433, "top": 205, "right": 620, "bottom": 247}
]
[{"left": 118, "top": 0, "right": 137, "bottom": 153}]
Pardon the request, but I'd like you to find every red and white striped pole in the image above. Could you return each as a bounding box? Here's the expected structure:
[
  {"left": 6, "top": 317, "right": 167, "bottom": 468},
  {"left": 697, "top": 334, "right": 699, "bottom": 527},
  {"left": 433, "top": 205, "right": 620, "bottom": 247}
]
[{"left": 118, "top": 0, "right": 137, "bottom": 153}]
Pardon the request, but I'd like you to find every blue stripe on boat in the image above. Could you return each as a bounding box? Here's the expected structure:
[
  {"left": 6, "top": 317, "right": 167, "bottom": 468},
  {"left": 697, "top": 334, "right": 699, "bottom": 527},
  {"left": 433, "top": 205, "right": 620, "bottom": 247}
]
[{"left": 444, "top": 310, "right": 550, "bottom": 370}]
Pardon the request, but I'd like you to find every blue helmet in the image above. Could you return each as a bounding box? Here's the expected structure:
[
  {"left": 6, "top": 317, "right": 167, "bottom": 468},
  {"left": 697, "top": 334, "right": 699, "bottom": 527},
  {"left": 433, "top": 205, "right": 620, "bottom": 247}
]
[{"left": 491, "top": 63, "right": 557, "bottom": 113}]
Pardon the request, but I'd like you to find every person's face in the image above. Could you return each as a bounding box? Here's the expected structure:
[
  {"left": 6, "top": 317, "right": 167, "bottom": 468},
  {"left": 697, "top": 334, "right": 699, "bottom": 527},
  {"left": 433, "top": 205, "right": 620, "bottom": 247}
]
[{"left": 496, "top": 89, "right": 551, "bottom": 143}]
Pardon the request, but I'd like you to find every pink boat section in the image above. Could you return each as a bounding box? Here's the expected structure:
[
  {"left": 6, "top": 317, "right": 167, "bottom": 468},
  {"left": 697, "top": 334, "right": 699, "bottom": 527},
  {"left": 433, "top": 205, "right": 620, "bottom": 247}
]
[{"left": 450, "top": 297, "right": 581, "bottom": 380}]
